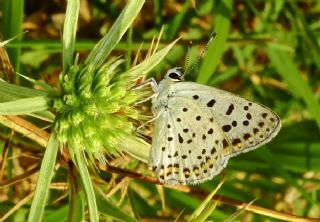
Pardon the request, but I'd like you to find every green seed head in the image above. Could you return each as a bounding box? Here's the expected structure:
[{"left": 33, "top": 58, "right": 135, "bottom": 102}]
[{"left": 53, "top": 58, "right": 151, "bottom": 162}]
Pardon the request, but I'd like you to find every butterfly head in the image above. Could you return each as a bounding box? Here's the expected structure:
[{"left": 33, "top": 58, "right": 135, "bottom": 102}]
[{"left": 165, "top": 67, "right": 183, "bottom": 82}]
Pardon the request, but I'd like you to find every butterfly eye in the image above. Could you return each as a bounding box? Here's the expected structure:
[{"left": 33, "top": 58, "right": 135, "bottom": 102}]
[{"left": 168, "top": 72, "right": 182, "bottom": 81}]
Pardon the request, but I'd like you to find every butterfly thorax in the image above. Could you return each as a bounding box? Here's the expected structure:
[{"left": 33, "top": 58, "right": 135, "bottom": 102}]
[
  {"left": 152, "top": 68, "right": 183, "bottom": 114},
  {"left": 152, "top": 78, "right": 176, "bottom": 113}
]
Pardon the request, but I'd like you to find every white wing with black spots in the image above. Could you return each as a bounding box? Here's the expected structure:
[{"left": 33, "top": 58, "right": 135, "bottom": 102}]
[
  {"left": 148, "top": 67, "right": 281, "bottom": 185},
  {"left": 170, "top": 81, "right": 281, "bottom": 158},
  {"left": 149, "top": 96, "right": 228, "bottom": 185}
]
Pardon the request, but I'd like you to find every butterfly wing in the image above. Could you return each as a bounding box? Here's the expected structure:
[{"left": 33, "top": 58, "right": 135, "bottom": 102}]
[
  {"left": 171, "top": 82, "right": 281, "bottom": 158},
  {"left": 149, "top": 96, "right": 228, "bottom": 185}
]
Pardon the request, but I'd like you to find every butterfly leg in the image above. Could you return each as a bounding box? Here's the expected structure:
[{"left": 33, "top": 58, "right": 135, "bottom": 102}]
[
  {"left": 136, "top": 108, "right": 163, "bottom": 131},
  {"left": 134, "top": 78, "right": 159, "bottom": 105},
  {"left": 134, "top": 77, "right": 158, "bottom": 92},
  {"left": 135, "top": 93, "right": 158, "bottom": 105}
]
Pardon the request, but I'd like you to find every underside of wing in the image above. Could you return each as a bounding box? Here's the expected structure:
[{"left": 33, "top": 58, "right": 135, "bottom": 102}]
[
  {"left": 149, "top": 97, "right": 228, "bottom": 185},
  {"left": 171, "top": 82, "right": 281, "bottom": 158}
]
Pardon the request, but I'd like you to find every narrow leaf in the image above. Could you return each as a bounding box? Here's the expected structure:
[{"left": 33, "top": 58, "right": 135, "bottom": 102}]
[
  {"left": 74, "top": 149, "right": 99, "bottom": 222},
  {"left": 0, "top": 81, "right": 48, "bottom": 102},
  {"left": 0, "top": 96, "right": 52, "bottom": 115},
  {"left": 257, "top": 149, "right": 314, "bottom": 204},
  {"left": 166, "top": 0, "right": 191, "bottom": 40},
  {"left": 68, "top": 164, "right": 85, "bottom": 222},
  {"left": 16, "top": 72, "right": 54, "bottom": 93},
  {"left": 288, "top": 2, "right": 320, "bottom": 69},
  {"left": 85, "top": 0, "right": 145, "bottom": 67},
  {"left": 43, "top": 205, "right": 68, "bottom": 222},
  {"left": 96, "top": 187, "right": 139, "bottom": 222},
  {"left": 188, "top": 176, "right": 225, "bottom": 222},
  {"left": 197, "top": 0, "right": 233, "bottom": 84},
  {"left": 267, "top": 47, "right": 320, "bottom": 129},
  {"left": 63, "top": 0, "right": 80, "bottom": 73},
  {"left": 28, "top": 132, "right": 59, "bottom": 222},
  {"left": 2, "top": 0, "right": 24, "bottom": 73}
]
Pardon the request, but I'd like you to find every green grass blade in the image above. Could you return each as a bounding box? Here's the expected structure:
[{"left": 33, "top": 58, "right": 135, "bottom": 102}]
[
  {"left": 257, "top": 149, "right": 314, "bottom": 203},
  {"left": 85, "top": 0, "right": 145, "bottom": 67},
  {"left": 125, "top": 26, "right": 133, "bottom": 70},
  {"left": 27, "top": 132, "right": 59, "bottom": 222},
  {"left": 62, "top": 0, "right": 80, "bottom": 73},
  {"left": 188, "top": 177, "right": 225, "bottom": 222},
  {"left": 0, "top": 81, "right": 48, "bottom": 102},
  {"left": 0, "top": 96, "right": 51, "bottom": 115},
  {"left": 16, "top": 72, "right": 54, "bottom": 93},
  {"left": 68, "top": 192, "right": 85, "bottom": 222},
  {"left": 267, "top": 47, "right": 320, "bottom": 129},
  {"left": 68, "top": 165, "right": 85, "bottom": 222},
  {"left": 74, "top": 149, "right": 99, "bottom": 222},
  {"left": 43, "top": 205, "right": 68, "bottom": 222},
  {"left": 2, "top": 0, "right": 24, "bottom": 73},
  {"left": 96, "top": 187, "right": 139, "bottom": 222},
  {"left": 29, "top": 111, "right": 56, "bottom": 122},
  {"left": 0, "top": 81, "right": 55, "bottom": 121},
  {"left": 197, "top": 0, "right": 233, "bottom": 84},
  {"left": 288, "top": 2, "right": 320, "bottom": 69},
  {"left": 166, "top": 0, "right": 191, "bottom": 40},
  {"left": 274, "top": 120, "right": 319, "bottom": 144}
]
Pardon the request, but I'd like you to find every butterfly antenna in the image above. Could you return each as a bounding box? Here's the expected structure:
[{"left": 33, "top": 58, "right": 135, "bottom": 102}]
[
  {"left": 183, "top": 32, "right": 217, "bottom": 78},
  {"left": 183, "top": 41, "right": 193, "bottom": 75}
]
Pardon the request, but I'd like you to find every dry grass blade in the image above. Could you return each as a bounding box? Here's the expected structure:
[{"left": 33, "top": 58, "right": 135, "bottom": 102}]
[
  {"left": 223, "top": 198, "right": 257, "bottom": 222},
  {"left": 0, "top": 130, "right": 14, "bottom": 182},
  {"left": 0, "top": 116, "right": 49, "bottom": 147},
  {"left": 190, "top": 192, "right": 319, "bottom": 222},
  {"left": 0, "top": 43, "right": 14, "bottom": 82},
  {"left": 155, "top": 184, "right": 166, "bottom": 211},
  {"left": 0, "top": 192, "right": 34, "bottom": 222},
  {"left": 0, "top": 165, "right": 40, "bottom": 188}
]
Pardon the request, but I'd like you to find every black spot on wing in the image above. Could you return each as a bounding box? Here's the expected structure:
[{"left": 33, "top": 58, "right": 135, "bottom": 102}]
[
  {"left": 178, "top": 133, "right": 184, "bottom": 143},
  {"left": 226, "top": 104, "right": 234, "bottom": 115},
  {"left": 207, "top": 99, "right": 216, "bottom": 107},
  {"left": 182, "top": 155, "right": 187, "bottom": 159},
  {"left": 222, "top": 125, "right": 232, "bottom": 132}
]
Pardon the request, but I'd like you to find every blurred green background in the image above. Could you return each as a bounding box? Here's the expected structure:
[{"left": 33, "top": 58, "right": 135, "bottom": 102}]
[{"left": 0, "top": 0, "right": 319, "bottom": 221}]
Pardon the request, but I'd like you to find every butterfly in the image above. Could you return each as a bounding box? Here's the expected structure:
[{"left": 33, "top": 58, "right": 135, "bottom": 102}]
[{"left": 148, "top": 67, "right": 281, "bottom": 185}]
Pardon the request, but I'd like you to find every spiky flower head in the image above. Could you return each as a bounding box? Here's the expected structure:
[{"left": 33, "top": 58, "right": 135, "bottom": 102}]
[{"left": 53, "top": 58, "right": 150, "bottom": 163}]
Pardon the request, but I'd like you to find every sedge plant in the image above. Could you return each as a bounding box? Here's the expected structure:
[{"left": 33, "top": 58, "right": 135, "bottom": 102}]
[{"left": 0, "top": 0, "right": 178, "bottom": 221}]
